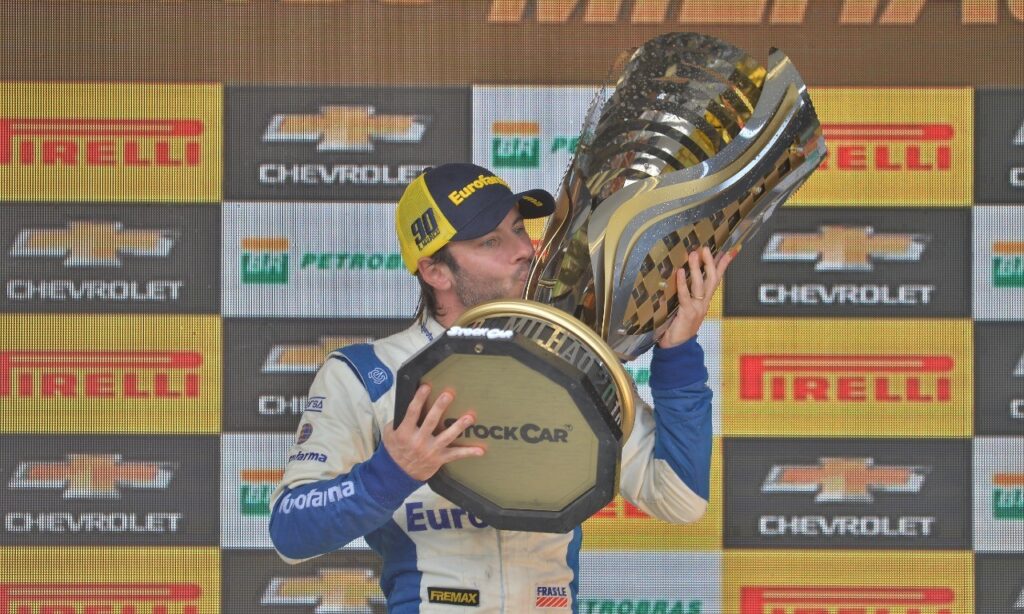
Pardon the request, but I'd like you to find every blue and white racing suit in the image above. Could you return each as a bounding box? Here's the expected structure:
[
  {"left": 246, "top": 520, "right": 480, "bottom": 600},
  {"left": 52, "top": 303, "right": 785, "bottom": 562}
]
[{"left": 269, "top": 316, "right": 713, "bottom": 613}]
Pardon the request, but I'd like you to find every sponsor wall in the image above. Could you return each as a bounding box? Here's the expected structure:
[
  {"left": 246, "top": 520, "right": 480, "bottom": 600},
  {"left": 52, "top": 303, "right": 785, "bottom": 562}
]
[{"left": 2, "top": 3, "right": 1023, "bottom": 612}]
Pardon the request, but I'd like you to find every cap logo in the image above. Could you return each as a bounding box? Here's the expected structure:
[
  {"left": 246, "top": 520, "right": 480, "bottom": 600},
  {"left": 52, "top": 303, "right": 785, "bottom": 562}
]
[
  {"left": 411, "top": 209, "right": 440, "bottom": 249},
  {"left": 448, "top": 174, "right": 509, "bottom": 206}
]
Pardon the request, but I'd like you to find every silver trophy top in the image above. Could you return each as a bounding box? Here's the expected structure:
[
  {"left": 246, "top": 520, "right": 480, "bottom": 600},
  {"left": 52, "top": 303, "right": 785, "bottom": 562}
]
[{"left": 526, "top": 32, "right": 826, "bottom": 360}]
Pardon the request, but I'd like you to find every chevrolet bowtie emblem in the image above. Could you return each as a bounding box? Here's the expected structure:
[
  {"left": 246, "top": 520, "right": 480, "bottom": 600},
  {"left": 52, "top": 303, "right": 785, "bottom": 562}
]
[
  {"left": 9, "top": 453, "right": 176, "bottom": 499},
  {"left": 261, "top": 568, "right": 383, "bottom": 613},
  {"left": 263, "top": 336, "right": 374, "bottom": 373},
  {"left": 762, "top": 457, "right": 928, "bottom": 503},
  {"left": 263, "top": 105, "right": 428, "bottom": 152},
  {"left": 763, "top": 226, "right": 927, "bottom": 271},
  {"left": 10, "top": 221, "right": 177, "bottom": 267}
]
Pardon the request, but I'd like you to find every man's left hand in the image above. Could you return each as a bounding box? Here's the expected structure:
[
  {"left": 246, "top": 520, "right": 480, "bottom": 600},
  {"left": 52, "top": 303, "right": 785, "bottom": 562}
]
[{"left": 657, "top": 246, "right": 737, "bottom": 349}]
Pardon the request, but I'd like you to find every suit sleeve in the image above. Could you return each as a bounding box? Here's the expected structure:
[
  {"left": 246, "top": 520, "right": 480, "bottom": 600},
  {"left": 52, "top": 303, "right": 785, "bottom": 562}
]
[
  {"left": 617, "top": 335, "right": 712, "bottom": 524},
  {"left": 268, "top": 357, "right": 422, "bottom": 562}
]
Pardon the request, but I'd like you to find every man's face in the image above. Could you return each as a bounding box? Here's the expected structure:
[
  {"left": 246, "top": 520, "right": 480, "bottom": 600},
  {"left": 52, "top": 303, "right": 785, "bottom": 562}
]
[{"left": 446, "top": 207, "right": 536, "bottom": 309}]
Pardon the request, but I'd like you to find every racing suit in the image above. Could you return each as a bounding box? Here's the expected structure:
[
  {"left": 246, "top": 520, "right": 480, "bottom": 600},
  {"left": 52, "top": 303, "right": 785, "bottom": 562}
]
[{"left": 269, "top": 316, "right": 713, "bottom": 613}]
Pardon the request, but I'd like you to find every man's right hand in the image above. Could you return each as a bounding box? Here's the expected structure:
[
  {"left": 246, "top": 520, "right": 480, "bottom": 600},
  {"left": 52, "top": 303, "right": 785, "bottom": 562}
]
[{"left": 383, "top": 383, "right": 485, "bottom": 481}]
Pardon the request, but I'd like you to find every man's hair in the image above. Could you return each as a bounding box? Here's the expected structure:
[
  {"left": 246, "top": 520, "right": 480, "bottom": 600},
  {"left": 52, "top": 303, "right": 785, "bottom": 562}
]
[{"left": 415, "top": 245, "right": 459, "bottom": 321}]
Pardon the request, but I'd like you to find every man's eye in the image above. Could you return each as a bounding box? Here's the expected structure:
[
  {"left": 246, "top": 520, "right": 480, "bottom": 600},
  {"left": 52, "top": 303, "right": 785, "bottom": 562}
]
[
  {"left": 514, "top": 225, "right": 526, "bottom": 234},
  {"left": 483, "top": 238, "right": 498, "bottom": 247}
]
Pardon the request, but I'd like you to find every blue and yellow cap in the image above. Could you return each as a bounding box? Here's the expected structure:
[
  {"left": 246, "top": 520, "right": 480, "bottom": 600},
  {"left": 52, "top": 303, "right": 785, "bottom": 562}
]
[{"left": 396, "top": 163, "right": 555, "bottom": 274}]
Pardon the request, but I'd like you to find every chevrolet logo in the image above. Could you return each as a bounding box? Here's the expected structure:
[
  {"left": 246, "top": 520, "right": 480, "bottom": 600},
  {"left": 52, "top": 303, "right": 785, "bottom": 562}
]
[
  {"left": 261, "top": 568, "right": 383, "bottom": 613},
  {"left": 763, "top": 226, "right": 927, "bottom": 271},
  {"left": 762, "top": 457, "right": 927, "bottom": 503},
  {"left": 262, "top": 336, "right": 373, "bottom": 373},
  {"left": 10, "top": 221, "right": 176, "bottom": 267},
  {"left": 263, "top": 105, "right": 428, "bottom": 152},
  {"left": 9, "top": 453, "right": 176, "bottom": 499}
]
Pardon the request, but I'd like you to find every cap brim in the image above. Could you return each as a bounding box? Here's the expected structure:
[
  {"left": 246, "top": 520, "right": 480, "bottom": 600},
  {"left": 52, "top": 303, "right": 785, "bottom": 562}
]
[{"left": 454, "top": 188, "right": 555, "bottom": 241}]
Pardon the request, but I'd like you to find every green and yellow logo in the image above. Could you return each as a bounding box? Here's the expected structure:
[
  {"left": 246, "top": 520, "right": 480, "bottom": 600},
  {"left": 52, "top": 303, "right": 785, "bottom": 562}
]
[
  {"left": 994, "top": 472, "right": 1024, "bottom": 520},
  {"left": 240, "top": 469, "right": 282, "bottom": 517},
  {"left": 993, "top": 241, "right": 1024, "bottom": 288},
  {"left": 492, "top": 121, "right": 540, "bottom": 168},
  {"left": 241, "top": 237, "right": 289, "bottom": 285}
]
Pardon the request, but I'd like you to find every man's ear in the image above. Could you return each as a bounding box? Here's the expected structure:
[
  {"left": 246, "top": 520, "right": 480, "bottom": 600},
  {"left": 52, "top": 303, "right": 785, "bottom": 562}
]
[{"left": 418, "top": 255, "right": 453, "bottom": 291}]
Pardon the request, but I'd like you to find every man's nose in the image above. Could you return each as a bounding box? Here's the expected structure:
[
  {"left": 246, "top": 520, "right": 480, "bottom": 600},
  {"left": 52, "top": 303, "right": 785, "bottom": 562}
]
[{"left": 512, "top": 231, "right": 536, "bottom": 262}]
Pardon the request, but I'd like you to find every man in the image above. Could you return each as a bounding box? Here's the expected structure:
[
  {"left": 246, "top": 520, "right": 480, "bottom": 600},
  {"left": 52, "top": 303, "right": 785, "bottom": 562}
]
[{"left": 269, "top": 163, "right": 734, "bottom": 613}]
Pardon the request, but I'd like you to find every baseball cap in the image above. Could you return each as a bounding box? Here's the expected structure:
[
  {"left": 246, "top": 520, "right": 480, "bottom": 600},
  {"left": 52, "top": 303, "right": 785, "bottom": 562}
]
[{"left": 396, "top": 163, "right": 555, "bottom": 274}]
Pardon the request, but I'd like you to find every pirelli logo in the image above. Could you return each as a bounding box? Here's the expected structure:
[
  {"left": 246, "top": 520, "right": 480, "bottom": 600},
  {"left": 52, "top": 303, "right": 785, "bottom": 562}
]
[
  {"left": 263, "top": 106, "right": 427, "bottom": 152},
  {"left": 10, "top": 221, "right": 177, "bottom": 267},
  {"left": 0, "top": 118, "right": 203, "bottom": 167},
  {"left": 740, "top": 354, "right": 953, "bottom": 402},
  {"left": 0, "top": 583, "right": 201, "bottom": 613},
  {"left": 819, "top": 123, "right": 952, "bottom": 172},
  {"left": 9, "top": 453, "right": 175, "bottom": 498},
  {"left": 739, "top": 586, "right": 956, "bottom": 614},
  {"left": 0, "top": 350, "right": 202, "bottom": 400}
]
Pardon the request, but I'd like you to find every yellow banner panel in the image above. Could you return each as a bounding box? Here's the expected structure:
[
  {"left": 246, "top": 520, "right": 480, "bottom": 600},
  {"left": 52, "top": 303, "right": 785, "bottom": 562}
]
[
  {"left": 724, "top": 550, "right": 973, "bottom": 614},
  {"left": 0, "top": 547, "right": 219, "bottom": 613},
  {"left": 790, "top": 88, "right": 972, "bottom": 205},
  {"left": 722, "top": 318, "right": 972, "bottom": 437},
  {"left": 0, "top": 315, "right": 221, "bottom": 433},
  {"left": 0, "top": 83, "right": 222, "bottom": 202},
  {"left": 582, "top": 438, "right": 721, "bottom": 550}
]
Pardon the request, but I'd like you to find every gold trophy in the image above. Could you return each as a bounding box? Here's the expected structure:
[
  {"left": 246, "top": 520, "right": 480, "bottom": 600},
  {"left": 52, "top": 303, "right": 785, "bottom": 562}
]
[{"left": 396, "top": 32, "right": 826, "bottom": 532}]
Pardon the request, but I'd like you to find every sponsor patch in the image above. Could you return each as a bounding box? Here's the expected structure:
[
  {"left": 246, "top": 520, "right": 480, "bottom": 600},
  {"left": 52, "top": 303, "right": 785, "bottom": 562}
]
[
  {"left": 305, "top": 396, "right": 325, "bottom": 412},
  {"left": 428, "top": 587, "right": 480, "bottom": 606},
  {"left": 297, "top": 423, "right": 313, "bottom": 444},
  {"left": 536, "top": 586, "right": 569, "bottom": 608}
]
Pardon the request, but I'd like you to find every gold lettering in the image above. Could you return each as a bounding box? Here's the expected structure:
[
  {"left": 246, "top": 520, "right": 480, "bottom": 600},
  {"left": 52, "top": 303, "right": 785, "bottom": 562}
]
[
  {"left": 769, "top": 0, "right": 809, "bottom": 23},
  {"left": 839, "top": 0, "right": 882, "bottom": 23},
  {"left": 631, "top": 0, "right": 669, "bottom": 21},
  {"left": 878, "top": 0, "right": 928, "bottom": 23}
]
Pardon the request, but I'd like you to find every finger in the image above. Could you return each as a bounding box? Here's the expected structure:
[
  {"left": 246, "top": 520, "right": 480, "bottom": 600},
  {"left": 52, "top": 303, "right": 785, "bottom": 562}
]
[
  {"left": 717, "top": 246, "right": 739, "bottom": 275},
  {"left": 399, "top": 383, "right": 432, "bottom": 431},
  {"left": 435, "top": 410, "right": 477, "bottom": 447},
  {"left": 419, "top": 389, "right": 454, "bottom": 433},
  {"left": 675, "top": 267, "right": 691, "bottom": 302},
  {"left": 687, "top": 249, "right": 705, "bottom": 300},
  {"left": 701, "top": 246, "right": 720, "bottom": 290},
  {"left": 442, "top": 445, "right": 486, "bottom": 463}
]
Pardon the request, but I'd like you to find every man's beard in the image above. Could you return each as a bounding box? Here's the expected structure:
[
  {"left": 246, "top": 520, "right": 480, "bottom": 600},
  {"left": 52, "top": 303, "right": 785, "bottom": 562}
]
[{"left": 452, "top": 261, "right": 533, "bottom": 308}]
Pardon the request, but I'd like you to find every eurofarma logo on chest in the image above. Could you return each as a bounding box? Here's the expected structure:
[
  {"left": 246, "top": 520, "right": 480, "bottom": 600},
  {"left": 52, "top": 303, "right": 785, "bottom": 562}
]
[
  {"left": 722, "top": 318, "right": 972, "bottom": 436},
  {"left": 787, "top": 88, "right": 972, "bottom": 205},
  {"left": 0, "top": 314, "right": 221, "bottom": 433},
  {"left": 0, "top": 83, "right": 222, "bottom": 202}
]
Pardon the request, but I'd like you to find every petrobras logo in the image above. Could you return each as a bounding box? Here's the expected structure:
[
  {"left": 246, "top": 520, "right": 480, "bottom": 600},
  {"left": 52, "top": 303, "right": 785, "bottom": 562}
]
[
  {"left": 739, "top": 586, "right": 955, "bottom": 614},
  {"left": 239, "top": 468, "right": 283, "bottom": 518},
  {"left": 261, "top": 568, "right": 384, "bottom": 612},
  {"left": 492, "top": 121, "right": 540, "bottom": 168},
  {"left": 0, "top": 350, "right": 202, "bottom": 401},
  {"left": 819, "top": 123, "right": 953, "bottom": 172},
  {"left": 263, "top": 105, "right": 428, "bottom": 152},
  {"left": 262, "top": 335, "right": 372, "bottom": 373},
  {"left": 277, "top": 481, "right": 355, "bottom": 514},
  {"left": 447, "top": 326, "right": 514, "bottom": 339},
  {"left": 0, "top": 583, "right": 202, "bottom": 614},
  {"left": 443, "top": 419, "right": 570, "bottom": 444},
  {"left": 0, "top": 118, "right": 203, "bottom": 168},
  {"left": 8, "top": 453, "right": 175, "bottom": 498},
  {"left": 739, "top": 354, "right": 953, "bottom": 403},
  {"left": 239, "top": 235, "right": 403, "bottom": 286},
  {"left": 994, "top": 472, "right": 1024, "bottom": 520},
  {"left": 762, "top": 458, "right": 927, "bottom": 503},
  {"left": 240, "top": 236, "right": 289, "bottom": 285},
  {"left": 992, "top": 241, "right": 1024, "bottom": 288},
  {"left": 404, "top": 501, "right": 489, "bottom": 532}
]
